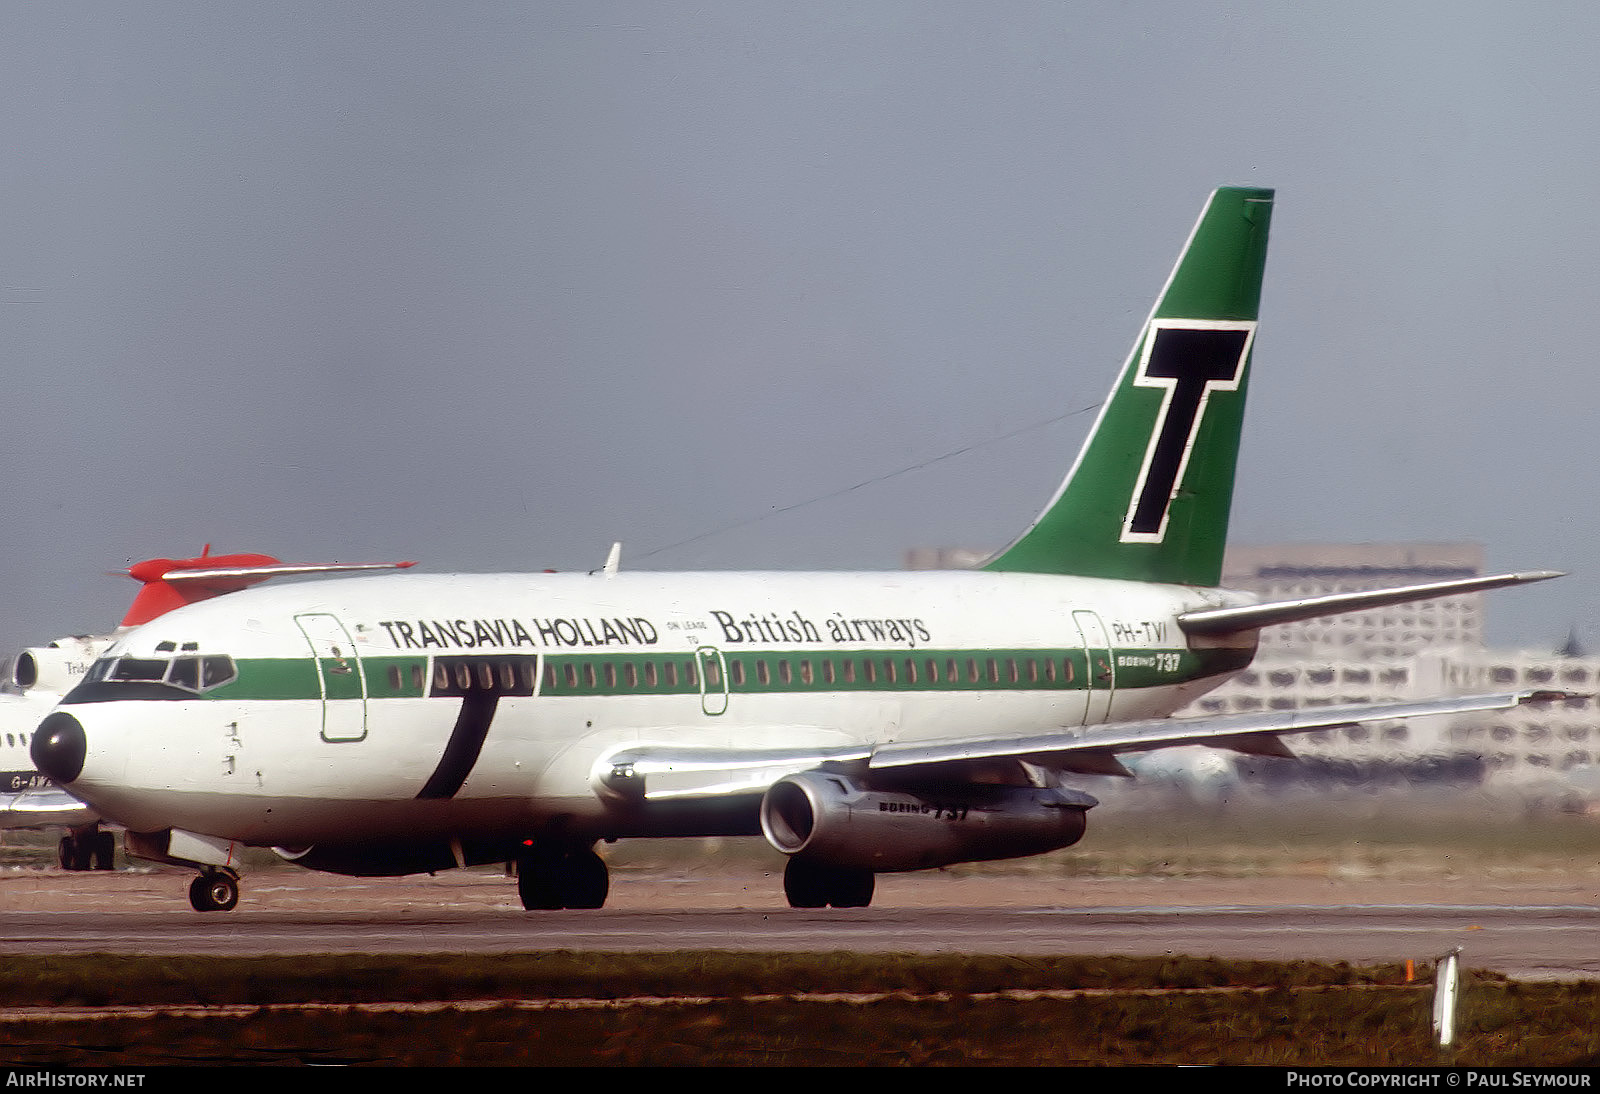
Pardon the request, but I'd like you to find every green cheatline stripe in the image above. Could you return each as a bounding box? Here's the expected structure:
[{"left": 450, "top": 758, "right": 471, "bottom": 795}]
[{"left": 199, "top": 647, "right": 1252, "bottom": 703}]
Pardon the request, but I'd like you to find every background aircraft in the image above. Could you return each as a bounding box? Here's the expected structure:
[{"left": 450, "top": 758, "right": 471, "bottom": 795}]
[{"left": 2, "top": 548, "right": 415, "bottom": 869}]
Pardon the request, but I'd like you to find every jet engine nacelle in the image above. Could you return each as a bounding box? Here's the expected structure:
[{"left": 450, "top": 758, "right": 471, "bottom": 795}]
[
  {"left": 759, "top": 770, "right": 1095, "bottom": 873},
  {"left": 11, "top": 637, "right": 112, "bottom": 694}
]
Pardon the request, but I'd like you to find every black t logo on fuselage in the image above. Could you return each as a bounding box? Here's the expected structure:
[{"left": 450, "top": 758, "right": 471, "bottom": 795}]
[{"left": 1123, "top": 321, "right": 1254, "bottom": 542}]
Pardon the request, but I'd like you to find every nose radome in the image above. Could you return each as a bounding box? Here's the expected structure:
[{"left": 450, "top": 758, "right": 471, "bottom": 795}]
[{"left": 31, "top": 712, "right": 86, "bottom": 784}]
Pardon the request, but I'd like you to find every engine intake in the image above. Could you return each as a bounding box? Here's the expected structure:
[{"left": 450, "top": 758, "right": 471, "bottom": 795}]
[
  {"left": 12, "top": 637, "right": 112, "bottom": 693},
  {"left": 759, "top": 770, "right": 1095, "bottom": 873}
]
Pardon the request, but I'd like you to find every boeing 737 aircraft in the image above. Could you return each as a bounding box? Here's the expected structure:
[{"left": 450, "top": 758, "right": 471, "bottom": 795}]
[
  {"left": 2, "top": 549, "right": 414, "bottom": 869},
  {"left": 32, "top": 188, "right": 1563, "bottom": 912}
]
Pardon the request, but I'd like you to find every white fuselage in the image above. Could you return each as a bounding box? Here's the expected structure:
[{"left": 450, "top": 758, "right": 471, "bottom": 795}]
[{"left": 52, "top": 569, "right": 1255, "bottom": 848}]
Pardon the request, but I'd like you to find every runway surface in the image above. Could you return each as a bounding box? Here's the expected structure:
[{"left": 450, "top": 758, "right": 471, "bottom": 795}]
[{"left": 4, "top": 865, "right": 1598, "bottom": 979}]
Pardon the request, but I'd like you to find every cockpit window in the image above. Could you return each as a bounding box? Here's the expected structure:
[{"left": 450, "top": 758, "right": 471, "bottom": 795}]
[
  {"left": 167, "top": 657, "right": 199, "bottom": 690},
  {"left": 81, "top": 653, "right": 238, "bottom": 695},
  {"left": 200, "top": 656, "right": 236, "bottom": 689},
  {"left": 108, "top": 658, "right": 168, "bottom": 683}
]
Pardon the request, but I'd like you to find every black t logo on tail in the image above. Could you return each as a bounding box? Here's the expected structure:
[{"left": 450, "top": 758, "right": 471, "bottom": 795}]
[{"left": 1122, "top": 320, "right": 1255, "bottom": 542}]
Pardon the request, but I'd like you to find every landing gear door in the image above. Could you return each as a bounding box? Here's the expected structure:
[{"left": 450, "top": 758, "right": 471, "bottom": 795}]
[
  {"left": 294, "top": 613, "right": 368, "bottom": 742},
  {"left": 1072, "top": 610, "right": 1115, "bottom": 725}
]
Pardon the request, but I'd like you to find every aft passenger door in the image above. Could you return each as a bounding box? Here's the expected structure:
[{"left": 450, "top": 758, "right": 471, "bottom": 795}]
[
  {"left": 294, "top": 613, "right": 368, "bottom": 742},
  {"left": 1072, "top": 610, "right": 1116, "bottom": 725}
]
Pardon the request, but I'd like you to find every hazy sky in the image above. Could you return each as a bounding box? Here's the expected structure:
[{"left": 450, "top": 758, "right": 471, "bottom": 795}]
[{"left": 3, "top": 3, "right": 1597, "bottom": 656}]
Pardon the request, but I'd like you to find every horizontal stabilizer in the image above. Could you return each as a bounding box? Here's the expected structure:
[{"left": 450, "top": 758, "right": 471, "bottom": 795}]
[
  {"left": 161, "top": 561, "right": 417, "bottom": 584},
  {"left": 120, "top": 553, "right": 418, "bottom": 627},
  {"left": 1177, "top": 571, "right": 1563, "bottom": 637}
]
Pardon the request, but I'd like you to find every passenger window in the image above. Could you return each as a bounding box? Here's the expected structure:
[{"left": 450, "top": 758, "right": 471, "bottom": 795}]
[
  {"left": 800, "top": 660, "right": 814, "bottom": 685},
  {"left": 778, "top": 661, "right": 791, "bottom": 685},
  {"left": 644, "top": 662, "right": 657, "bottom": 687},
  {"left": 604, "top": 663, "right": 617, "bottom": 688},
  {"left": 436, "top": 663, "right": 451, "bottom": 689},
  {"left": 822, "top": 660, "right": 835, "bottom": 685},
  {"left": 624, "top": 663, "right": 637, "bottom": 688},
  {"left": 731, "top": 661, "right": 745, "bottom": 687},
  {"left": 756, "top": 661, "right": 770, "bottom": 686},
  {"left": 582, "top": 664, "right": 596, "bottom": 688}
]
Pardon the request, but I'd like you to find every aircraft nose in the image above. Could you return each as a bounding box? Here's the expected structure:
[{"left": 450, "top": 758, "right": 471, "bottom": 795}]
[{"left": 32, "top": 711, "right": 86, "bottom": 784}]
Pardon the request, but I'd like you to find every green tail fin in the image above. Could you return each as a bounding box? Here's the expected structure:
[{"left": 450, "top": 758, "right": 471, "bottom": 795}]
[{"left": 984, "top": 187, "right": 1273, "bottom": 586}]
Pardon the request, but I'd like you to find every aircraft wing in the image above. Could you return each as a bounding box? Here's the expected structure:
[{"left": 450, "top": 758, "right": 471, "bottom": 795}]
[
  {"left": 600, "top": 742, "right": 871, "bottom": 801},
  {"left": 601, "top": 690, "right": 1565, "bottom": 800},
  {"left": 867, "top": 690, "right": 1566, "bottom": 775}
]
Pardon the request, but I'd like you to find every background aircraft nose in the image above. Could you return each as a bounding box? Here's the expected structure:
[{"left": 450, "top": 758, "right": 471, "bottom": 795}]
[{"left": 32, "top": 712, "right": 86, "bottom": 783}]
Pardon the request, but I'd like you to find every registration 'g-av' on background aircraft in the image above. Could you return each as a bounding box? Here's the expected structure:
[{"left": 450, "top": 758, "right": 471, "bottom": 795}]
[
  {"left": 1, "top": 549, "right": 414, "bottom": 869},
  {"left": 33, "top": 188, "right": 1562, "bottom": 913}
]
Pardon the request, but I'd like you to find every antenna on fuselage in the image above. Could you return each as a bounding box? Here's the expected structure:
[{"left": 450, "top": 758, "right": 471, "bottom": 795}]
[{"left": 602, "top": 542, "right": 622, "bottom": 578}]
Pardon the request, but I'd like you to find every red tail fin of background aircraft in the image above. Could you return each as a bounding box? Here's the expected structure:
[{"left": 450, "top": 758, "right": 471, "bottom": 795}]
[{"left": 118, "top": 545, "right": 416, "bottom": 627}]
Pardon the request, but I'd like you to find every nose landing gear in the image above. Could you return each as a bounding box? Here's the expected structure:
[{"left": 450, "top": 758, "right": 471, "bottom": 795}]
[{"left": 187, "top": 870, "right": 240, "bottom": 912}]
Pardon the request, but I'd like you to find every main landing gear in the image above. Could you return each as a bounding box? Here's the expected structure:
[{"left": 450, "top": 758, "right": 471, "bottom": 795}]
[
  {"left": 516, "top": 845, "right": 609, "bottom": 910},
  {"left": 187, "top": 869, "right": 240, "bottom": 912},
  {"left": 58, "top": 828, "right": 116, "bottom": 871},
  {"left": 782, "top": 857, "right": 875, "bottom": 909}
]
